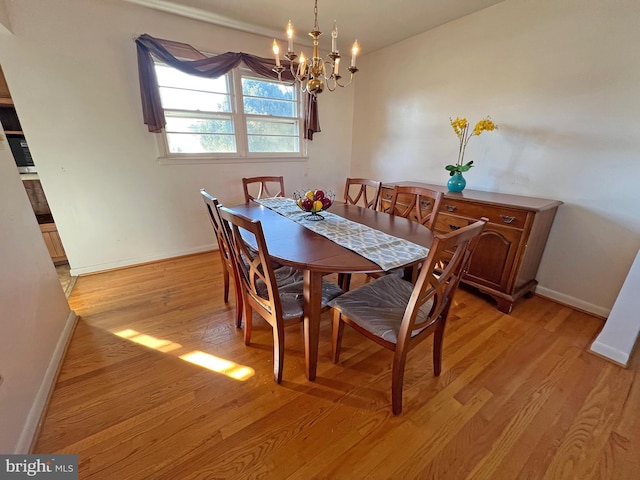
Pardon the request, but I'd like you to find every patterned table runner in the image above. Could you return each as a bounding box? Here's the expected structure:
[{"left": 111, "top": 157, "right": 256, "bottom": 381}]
[{"left": 254, "top": 197, "right": 429, "bottom": 271}]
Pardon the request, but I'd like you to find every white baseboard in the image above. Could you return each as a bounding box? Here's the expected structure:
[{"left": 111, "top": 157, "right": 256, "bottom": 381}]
[
  {"left": 589, "top": 340, "right": 632, "bottom": 366},
  {"left": 15, "top": 310, "right": 78, "bottom": 454},
  {"left": 535, "top": 285, "right": 611, "bottom": 318},
  {"left": 588, "top": 248, "right": 640, "bottom": 368},
  {"left": 69, "top": 244, "right": 215, "bottom": 277}
]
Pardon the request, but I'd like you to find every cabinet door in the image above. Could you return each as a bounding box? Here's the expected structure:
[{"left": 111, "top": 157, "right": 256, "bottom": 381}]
[
  {"left": 433, "top": 212, "right": 522, "bottom": 292},
  {"left": 40, "top": 223, "right": 67, "bottom": 264},
  {"left": 465, "top": 225, "right": 522, "bottom": 292}
]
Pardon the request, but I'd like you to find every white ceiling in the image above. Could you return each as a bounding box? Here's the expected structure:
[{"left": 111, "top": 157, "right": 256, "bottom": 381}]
[{"left": 124, "top": 0, "right": 505, "bottom": 54}]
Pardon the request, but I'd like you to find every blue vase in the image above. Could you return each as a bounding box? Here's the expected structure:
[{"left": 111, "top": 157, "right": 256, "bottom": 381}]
[{"left": 447, "top": 172, "right": 466, "bottom": 192}]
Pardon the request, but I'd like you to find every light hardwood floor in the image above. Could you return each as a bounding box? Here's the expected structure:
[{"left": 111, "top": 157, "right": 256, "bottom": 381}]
[{"left": 34, "top": 252, "right": 640, "bottom": 479}]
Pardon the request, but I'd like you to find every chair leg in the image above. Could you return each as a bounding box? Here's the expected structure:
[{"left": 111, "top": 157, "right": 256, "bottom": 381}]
[
  {"left": 243, "top": 303, "right": 253, "bottom": 346},
  {"left": 232, "top": 274, "right": 243, "bottom": 328},
  {"left": 391, "top": 353, "right": 408, "bottom": 415},
  {"left": 433, "top": 321, "right": 446, "bottom": 376},
  {"left": 338, "top": 273, "right": 352, "bottom": 291},
  {"left": 222, "top": 264, "right": 230, "bottom": 303},
  {"left": 272, "top": 324, "right": 284, "bottom": 384},
  {"left": 332, "top": 310, "right": 345, "bottom": 363}
]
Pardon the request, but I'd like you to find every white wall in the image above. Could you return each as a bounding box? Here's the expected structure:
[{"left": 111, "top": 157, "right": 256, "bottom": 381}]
[
  {"left": 351, "top": 0, "right": 640, "bottom": 315},
  {"left": 0, "top": 126, "right": 73, "bottom": 452},
  {"left": 0, "top": 0, "right": 354, "bottom": 276}
]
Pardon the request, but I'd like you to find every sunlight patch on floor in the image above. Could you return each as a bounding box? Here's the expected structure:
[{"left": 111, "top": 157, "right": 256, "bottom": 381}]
[
  {"left": 112, "top": 329, "right": 254, "bottom": 380},
  {"left": 180, "top": 350, "right": 255, "bottom": 381},
  {"left": 114, "top": 329, "right": 182, "bottom": 352}
]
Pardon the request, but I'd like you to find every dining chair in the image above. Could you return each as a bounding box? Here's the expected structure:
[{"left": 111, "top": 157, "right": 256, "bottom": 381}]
[
  {"left": 242, "top": 176, "right": 285, "bottom": 202},
  {"left": 366, "top": 184, "right": 445, "bottom": 284},
  {"left": 386, "top": 185, "right": 444, "bottom": 230},
  {"left": 338, "top": 178, "right": 383, "bottom": 291},
  {"left": 219, "top": 206, "right": 343, "bottom": 383},
  {"left": 200, "top": 189, "right": 243, "bottom": 328},
  {"left": 343, "top": 178, "right": 382, "bottom": 210},
  {"left": 331, "top": 218, "right": 487, "bottom": 414}
]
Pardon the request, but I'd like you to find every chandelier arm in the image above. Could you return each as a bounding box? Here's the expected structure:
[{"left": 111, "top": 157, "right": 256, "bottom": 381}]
[
  {"left": 334, "top": 74, "right": 353, "bottom": 88},
  {"left": 289, "top": 61, "right": 300, "bottom": 81}
]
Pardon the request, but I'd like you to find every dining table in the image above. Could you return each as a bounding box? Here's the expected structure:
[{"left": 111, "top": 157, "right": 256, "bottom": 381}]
[{"left": 228, "top": 200, "right": 435, "bottom": 381}]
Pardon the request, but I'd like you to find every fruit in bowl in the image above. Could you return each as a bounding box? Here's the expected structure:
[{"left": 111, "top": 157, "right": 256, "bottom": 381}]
[{"left": 293, "top": 189, "right": 335, "bottom": 218}]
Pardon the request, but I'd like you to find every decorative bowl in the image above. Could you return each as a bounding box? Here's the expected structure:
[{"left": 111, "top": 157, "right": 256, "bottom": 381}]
[{"left": 293, "top": 189, "right": 335, "bottom": 220}]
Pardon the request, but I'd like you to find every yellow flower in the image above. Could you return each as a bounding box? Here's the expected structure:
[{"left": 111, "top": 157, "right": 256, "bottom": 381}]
[
  {"left": 472, "top": 118, "right": 497, "bottom": 135},
  {"left": 446, "top": 116, "right": 498, "bottom": 176},
  {"left": 450, "top": 117, "right": 468, "bottom": 137}
]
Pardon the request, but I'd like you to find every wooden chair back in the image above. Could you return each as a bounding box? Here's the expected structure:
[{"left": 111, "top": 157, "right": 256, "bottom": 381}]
[
  {"left": 402, "top": 218, "right": 486, "bottom": 343},
  {"left": 386, "top": 185, "right": 443, "bottom": 230},
  {"left": 242, "top": 176, "right": 285, "bottom": 202},
  {"left": 343, "top": 177, "right": 382, "bottom": 210},
  {"left": 200, "top": 189, "right": 243, "bottom": 327}
]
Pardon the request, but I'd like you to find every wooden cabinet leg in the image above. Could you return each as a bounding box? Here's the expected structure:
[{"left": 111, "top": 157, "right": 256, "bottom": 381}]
[{"left": 496, "top": 298, "right": 514, "bottom": 314}]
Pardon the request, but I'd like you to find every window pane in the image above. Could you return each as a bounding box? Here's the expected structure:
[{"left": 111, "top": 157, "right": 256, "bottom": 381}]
[
  {"left": 167, "top": 133, "right": 237, "bottom": 153},
  {"left": 246, "top": 119, "right": 298, "bottom": 135},
  {"left": 243, "top": 97, "right": 296, "bottom": 117},
  {"left": 155, "top": 64, "right": 228, "bottom": 94},
  {"left": 159, "top": 87, "right": 231, "bottom": 113},
  {"left": 241, "top": 77, "right": 294, "bottom": 100},
  {"left": 166, "top": 115, "right": 234, "bottom": 134},
  {"left": 248, "top": 135, "right": 298, "bottom": 153},
  {"left": 154, "top": 62, "right": 302, "bottom": 157}
]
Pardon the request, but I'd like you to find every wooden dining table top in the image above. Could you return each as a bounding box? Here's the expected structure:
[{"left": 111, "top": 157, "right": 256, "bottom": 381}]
[{"left": 228, "top": 201, "right": 435, "bottom": 274}]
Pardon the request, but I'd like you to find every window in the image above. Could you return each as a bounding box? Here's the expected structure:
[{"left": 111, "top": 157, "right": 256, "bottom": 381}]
[{"left": 154, "top": 62, "right": 303, "bottom": 159}]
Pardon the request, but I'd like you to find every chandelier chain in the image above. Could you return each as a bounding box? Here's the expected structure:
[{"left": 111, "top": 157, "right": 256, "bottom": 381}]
[{"left": 313, "top": 0, "right": 319, "bottom": 31}]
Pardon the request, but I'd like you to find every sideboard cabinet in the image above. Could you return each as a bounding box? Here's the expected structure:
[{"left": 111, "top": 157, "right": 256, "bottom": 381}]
[{"left": 380, "top": 182, "right": 562, "bottom": 313}]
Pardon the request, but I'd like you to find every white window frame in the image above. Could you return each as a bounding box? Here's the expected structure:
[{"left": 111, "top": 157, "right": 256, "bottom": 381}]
[{"left": 154, "top": 62, "right": 307, "bottom": 165}]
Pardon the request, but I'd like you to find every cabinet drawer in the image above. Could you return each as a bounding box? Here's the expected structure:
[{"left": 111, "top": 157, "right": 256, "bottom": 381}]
[
  {"left": 434, "top": 213, "right": 475, "bottom": 234},
  {"left": 379, "top": 186, "right": 394, "bottom": 212},
  {"left": 440, "top": 199, "right": 528, "bottom": 229}
]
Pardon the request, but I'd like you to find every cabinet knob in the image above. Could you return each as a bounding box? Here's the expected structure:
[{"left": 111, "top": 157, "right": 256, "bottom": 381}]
[
  {"left": 385, "top": 193, "right": 392, "bottom": 199},
  {"left": 419, "top": 200, "right": 431, "bottom": 207},
  {"left": 449, "top": 224, "right": 461, "bottom": 231},
  {"left": 499, "top": 214, "right": 516, "bottom": 224},
  {"left": 445, "top": 204, "right": 457, "bottom": 212}
]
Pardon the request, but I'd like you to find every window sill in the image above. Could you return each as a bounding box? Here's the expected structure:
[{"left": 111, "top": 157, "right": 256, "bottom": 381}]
[{"left": 158, "top": 155, "right": 309, "bottom": 165}]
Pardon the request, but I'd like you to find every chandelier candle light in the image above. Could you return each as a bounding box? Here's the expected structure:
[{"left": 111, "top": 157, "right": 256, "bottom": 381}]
[{"left": 272, "top": 0, "right": 360, "bottom": 95}]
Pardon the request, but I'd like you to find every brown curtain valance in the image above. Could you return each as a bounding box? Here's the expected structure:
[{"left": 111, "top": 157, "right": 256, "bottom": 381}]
[{"left": 135, "top": 33, "right": 320, "bottom": 139}]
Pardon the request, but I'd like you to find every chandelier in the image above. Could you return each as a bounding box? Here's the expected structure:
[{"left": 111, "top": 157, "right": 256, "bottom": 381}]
[{"left": 271, "top": 0, "right": 360, "bottom": 95}]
